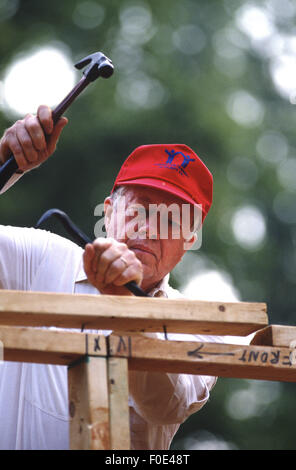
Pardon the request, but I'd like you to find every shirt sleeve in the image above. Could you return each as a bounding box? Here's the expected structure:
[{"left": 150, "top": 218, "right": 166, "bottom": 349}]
[
  {"left": 127, "top": 331, "right": 215, "bottom": 426},
  {"left": 0, "top": 225, "right": 49, "bottom": 291},
  {"left": 128, "top": 368, "right": 210, "bottom": 425}
]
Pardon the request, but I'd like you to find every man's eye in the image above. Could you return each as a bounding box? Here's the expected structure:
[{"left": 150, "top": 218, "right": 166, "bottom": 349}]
[
  {"left": 126, "top": 206, "right": 145, "bottom": 216},
  {"left": 168, "top": 219, "right": 181, "bottom": 228},
  {"left": 126, "top": 208, "right": 134, "bottom": 216}
]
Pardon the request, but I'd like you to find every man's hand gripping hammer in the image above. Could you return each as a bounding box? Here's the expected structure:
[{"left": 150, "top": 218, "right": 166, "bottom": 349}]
[{"left": 0, "top": 51, "right": 114, "bottom": 190}]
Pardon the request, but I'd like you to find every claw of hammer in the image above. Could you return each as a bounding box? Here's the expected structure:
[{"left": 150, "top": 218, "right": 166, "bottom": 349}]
[{"left": 75, "top": 52, "right": 114, "bottom": 81}]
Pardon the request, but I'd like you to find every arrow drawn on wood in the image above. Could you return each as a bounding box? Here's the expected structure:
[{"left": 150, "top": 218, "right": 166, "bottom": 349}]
[{"left": 187, "top": 344, "right": 236, "bottom": 359}]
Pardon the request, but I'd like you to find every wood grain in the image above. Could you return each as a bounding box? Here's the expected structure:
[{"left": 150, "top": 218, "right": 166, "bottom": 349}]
[
  {"left": 68, "top": 356, "right": 110, "bottom": 450},
  {"left": 251, "top": 325, "right": 296, "bottom": 347},
  {"left": 108, "top": 334, "right": 296, "bottom": 383},
  {"left": 0, "top": 290, "right": 268, "bottom": 336}
]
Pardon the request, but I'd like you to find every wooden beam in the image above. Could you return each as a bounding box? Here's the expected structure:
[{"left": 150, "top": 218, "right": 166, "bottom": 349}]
[
  {"left": 0, "top": 326, "right": 106, "bottom": 365},
  {"left": 0, "top": 326, "right": 296, "bottom": 383},
  {"left": 0, "top": 290, "right": 268, "bottom": 336},
  {"left": 68, "top": 356, "right": 110, "bottom": 450},
  {"left": 108, "top": 334, "right": 296, "bottom": 383},
  {"left": 251, "top": 325, "right": 296, "bottom": 348},
  {"left": 107, "top": 357, "right": 130, "bottom": 450}
]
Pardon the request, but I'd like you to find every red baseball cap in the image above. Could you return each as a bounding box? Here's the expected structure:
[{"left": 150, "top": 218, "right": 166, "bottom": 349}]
[{"left": 111, "top": 144, "right": 213, "bottom": 223}]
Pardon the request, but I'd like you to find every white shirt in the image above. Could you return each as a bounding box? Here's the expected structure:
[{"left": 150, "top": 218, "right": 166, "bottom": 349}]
[{"left": 0, "top": 225, "right": 221, "bottom": 450}]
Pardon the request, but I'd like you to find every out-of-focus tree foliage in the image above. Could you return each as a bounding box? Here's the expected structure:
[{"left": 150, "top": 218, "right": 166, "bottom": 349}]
[{"left": 0, "top": 0, "right": 296, "bottom": 450}]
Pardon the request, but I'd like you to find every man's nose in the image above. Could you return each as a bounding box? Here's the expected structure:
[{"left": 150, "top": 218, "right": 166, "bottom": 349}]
[{"left": 138, "top": 215, "right": 160, "bottom": 240}]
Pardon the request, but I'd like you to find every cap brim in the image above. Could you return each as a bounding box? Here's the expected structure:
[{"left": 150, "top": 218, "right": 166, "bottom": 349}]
[{"left": 114, "top": 177, "right": 205, "bottom": 219}]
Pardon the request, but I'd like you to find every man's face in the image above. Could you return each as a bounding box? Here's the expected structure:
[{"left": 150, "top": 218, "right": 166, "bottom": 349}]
[{"left": 104, "top": 185, "right": 197, "bottom": 291}]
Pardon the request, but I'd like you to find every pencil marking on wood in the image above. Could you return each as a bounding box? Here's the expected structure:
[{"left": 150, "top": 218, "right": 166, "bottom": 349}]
[
  {"left": 93, "top": 336, "right": 101, "bottom": 352},
  {"left": 187, "top": 343, "right": 235, "bottom": 359}
]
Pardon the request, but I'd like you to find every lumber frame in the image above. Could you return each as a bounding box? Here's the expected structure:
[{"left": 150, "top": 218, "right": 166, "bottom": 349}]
[{"left": 0, "top": 290, "right": 295, "bottom": 449}]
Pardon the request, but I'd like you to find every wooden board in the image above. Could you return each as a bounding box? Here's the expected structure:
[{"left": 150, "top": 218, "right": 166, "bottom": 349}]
[
  {"left": 0, "top": 326, "right": 296, "bottom": 383},
  {"left": 251, "top": 325, "right": 296, "bottom": 348},
  {"left": 68, "top": 356, "right": 110, "bottom": 450},
  {"left": 108, "top": 334, "right": 296, "bottom": 383},
  {"left": 0, "top": 326, "right": 106, "bottom": 365},
  {"left": 0, "top": 290, "right": 268, "bottom": 336},
  {"left": 107, "top": 357, "right": 130, "bottom": 450}
]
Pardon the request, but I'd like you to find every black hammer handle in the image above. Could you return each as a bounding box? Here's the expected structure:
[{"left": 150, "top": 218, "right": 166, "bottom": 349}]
[{"left": 0, "top": 76, "right": 89, "bottom": 191}]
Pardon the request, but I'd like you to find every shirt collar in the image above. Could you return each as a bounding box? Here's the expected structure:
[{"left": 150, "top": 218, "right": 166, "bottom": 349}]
[
  {"left": 148, "top": 274, "right": 169, "bottom": 298},
  {"left": 75, "top": 260, "right": 88, "bottom": 282}
]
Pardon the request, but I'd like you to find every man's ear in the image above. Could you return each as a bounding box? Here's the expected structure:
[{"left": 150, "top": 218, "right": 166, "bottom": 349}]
[
  {"left": 183, "top": 232, "right": 197, "bottom": 251},
  {"left": 104, "top": 197, "right": 113, "bottom": 232}
]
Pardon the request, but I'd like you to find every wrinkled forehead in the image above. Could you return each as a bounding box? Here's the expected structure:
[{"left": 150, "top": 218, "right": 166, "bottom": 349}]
[
  {"left": 116, "top": 184, "right": 190, "bottom": 206},
  {"left": 115, "top": 185, "right": 202, "bottom": 228}
]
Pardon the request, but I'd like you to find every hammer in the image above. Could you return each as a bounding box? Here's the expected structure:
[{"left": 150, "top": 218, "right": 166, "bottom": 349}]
[{"left": 0, "top": 51, "right": 114, "bottom": 190}]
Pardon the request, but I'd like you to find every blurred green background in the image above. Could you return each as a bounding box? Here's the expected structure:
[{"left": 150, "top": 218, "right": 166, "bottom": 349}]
[{"left": 0, "top": 0, "right": 296, "bottom": 450}]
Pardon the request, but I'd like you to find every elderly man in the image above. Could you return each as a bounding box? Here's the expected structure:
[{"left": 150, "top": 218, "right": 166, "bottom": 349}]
[{"left": 0, "top": 106, "right": 219, "bottom": 450}]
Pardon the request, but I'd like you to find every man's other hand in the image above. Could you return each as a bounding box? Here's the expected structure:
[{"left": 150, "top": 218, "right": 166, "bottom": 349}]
[
  {"left": 83, "top": 238, "right": 143, "bottom": 296},
  {"left": 0, "top": 105, "right": 68, "bottom": 172}
]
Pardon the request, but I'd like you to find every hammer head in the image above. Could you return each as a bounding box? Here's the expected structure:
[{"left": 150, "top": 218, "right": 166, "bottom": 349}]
[{"left": 75, "top": 52, "right": 114, "bottom": 82}]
